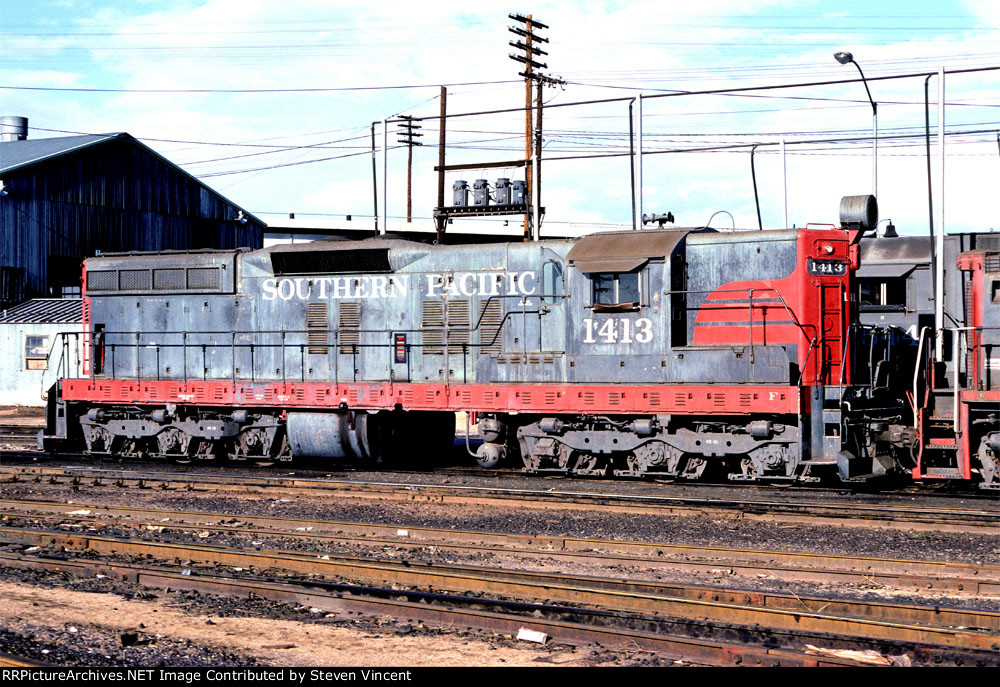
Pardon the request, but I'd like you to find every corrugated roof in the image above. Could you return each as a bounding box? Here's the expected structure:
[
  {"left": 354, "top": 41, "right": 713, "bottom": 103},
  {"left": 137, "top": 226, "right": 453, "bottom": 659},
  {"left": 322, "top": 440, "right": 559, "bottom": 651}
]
[
  {"left": 0, "top": 132, "right": 264, "bottom": 226},
  {"left": 0, "top": 298, "right": 84, "bottom": 324},
  {"left": 0, "top": 133, "right": 122, "bottom": 174}
]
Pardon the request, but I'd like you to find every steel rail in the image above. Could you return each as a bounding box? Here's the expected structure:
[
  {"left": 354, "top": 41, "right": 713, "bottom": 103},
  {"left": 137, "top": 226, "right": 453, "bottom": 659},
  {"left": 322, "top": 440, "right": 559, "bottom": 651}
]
[
  {"left": 0, "top": 551, "right": 864, "bottom": 667},
  {"left": 0, "top": 652, "right": 50, "bottom": 667},
  {"left": 0, "top": 527, "right": 997, "bottom": 652},
  {"left": 2, "top": 466, "right": 997, "bottom": 534},
  {"left": 2, "top": 499, "right": 998, "bottom": 596}
]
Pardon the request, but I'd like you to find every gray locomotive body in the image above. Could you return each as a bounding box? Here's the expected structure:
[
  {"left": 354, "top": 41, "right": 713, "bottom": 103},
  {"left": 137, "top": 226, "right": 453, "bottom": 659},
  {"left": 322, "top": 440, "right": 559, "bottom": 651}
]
[{"left": 44, "top": 222, "right": 952, "bottom": 484}]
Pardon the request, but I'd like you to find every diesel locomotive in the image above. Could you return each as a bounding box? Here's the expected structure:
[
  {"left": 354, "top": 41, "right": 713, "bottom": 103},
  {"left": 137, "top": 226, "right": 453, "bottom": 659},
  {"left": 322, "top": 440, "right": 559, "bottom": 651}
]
[{"left": 39, "top": 196, "right": 999, "bottom": 487}]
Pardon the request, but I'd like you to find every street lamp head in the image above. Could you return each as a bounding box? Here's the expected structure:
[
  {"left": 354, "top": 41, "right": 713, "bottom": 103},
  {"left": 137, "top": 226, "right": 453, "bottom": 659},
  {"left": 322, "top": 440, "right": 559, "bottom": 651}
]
[{"left": 834, "top": 51, "right": 854, "bottom": 65}]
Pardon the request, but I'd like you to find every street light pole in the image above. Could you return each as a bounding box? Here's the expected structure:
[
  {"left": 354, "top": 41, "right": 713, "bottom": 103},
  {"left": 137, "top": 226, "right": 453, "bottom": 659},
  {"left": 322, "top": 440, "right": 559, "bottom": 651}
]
[{"left": 834, "top": 51, "right": 877, "bottom": 198}]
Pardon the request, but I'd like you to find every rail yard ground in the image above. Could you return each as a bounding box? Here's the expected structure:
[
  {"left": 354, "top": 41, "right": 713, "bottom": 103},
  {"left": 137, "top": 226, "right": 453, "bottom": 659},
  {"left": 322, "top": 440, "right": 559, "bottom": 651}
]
[{"left": 1, "top": 408, "right": 999, "bottom": 668}]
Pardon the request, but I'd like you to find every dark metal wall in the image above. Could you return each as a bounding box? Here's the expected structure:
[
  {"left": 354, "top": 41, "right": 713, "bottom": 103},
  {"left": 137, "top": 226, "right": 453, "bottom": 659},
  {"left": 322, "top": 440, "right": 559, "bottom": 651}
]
[{"left": 0, "top": 137, "right": 263, "bottom": 305}]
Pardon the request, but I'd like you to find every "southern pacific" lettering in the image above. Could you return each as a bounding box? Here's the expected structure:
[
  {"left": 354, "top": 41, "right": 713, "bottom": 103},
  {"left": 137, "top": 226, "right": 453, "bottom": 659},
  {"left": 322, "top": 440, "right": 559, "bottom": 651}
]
[{"left": 261, "top": 272, "right": 537, "bottom": 301}]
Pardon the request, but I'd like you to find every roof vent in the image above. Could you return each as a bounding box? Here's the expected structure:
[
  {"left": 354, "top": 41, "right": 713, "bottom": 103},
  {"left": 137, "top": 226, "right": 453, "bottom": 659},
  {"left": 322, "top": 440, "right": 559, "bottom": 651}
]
[{"left": 0, "top": 116, "right": 28, "bottom": 142}]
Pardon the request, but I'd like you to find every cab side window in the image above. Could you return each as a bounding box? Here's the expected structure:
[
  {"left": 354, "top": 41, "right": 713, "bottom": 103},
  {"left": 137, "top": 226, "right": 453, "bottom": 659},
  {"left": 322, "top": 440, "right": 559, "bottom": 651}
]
[{"left": 593, "top": 271, "right": 640, "bottom": 309}]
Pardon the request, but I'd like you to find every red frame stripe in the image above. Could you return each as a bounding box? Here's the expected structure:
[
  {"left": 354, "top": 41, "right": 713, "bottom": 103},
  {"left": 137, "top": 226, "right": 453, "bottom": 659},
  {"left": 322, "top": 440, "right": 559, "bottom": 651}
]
[{"left": 61, "top": 378, "right": 802, "bottom": 415}]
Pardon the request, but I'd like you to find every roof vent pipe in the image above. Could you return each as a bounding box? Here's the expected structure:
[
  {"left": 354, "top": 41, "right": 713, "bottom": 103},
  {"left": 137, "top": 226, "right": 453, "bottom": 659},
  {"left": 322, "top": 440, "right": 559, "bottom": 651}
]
[{"left": 0, "top": 116, "right": 28, "bottom": 142}]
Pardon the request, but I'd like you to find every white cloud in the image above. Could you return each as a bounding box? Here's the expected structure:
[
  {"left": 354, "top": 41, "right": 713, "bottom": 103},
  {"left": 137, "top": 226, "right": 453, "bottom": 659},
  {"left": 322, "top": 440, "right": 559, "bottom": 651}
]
[{"left": 5, "top": 0, "right": 997, "bottom": 234}]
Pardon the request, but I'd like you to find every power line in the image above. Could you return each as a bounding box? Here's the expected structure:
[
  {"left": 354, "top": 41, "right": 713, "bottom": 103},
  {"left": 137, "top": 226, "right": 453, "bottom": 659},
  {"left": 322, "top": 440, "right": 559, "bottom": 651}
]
[{"left": 0, "top": 80, "right": 518, "bottom": 94}]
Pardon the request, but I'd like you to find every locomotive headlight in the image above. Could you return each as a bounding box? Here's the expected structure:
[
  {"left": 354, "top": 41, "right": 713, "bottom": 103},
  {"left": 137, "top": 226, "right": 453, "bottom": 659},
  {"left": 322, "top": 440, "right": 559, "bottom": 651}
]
[{"left": 822, "top": 243, "right": 835, "bottom": 255}]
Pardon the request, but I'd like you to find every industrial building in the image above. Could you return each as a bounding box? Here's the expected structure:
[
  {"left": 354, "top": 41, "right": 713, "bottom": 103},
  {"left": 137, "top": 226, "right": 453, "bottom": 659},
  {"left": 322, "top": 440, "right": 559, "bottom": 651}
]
[
  {"left": 0, "top": 115, "right": 265, "bottom": 405},
  {"left": 0, "top": 116, "right": 264, "bottom": 308}
]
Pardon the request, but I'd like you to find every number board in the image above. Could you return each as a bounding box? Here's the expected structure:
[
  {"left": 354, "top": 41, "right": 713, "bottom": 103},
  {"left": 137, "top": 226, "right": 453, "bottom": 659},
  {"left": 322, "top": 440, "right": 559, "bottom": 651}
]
[{"left": 806, "top": 258, "right": 847, "bottom": 276}]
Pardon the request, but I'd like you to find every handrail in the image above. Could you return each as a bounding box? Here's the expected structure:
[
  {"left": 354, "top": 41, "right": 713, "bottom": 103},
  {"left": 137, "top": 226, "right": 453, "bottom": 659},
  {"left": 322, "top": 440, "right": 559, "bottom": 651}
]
[{"left": 912, "top": 326, "right": 931, "bottom": 415}]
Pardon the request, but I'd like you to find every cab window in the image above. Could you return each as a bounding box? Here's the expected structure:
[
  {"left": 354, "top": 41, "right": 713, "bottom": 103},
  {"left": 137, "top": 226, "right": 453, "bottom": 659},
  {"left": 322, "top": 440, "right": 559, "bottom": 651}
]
[
  {"left": 858, "top": 277, "right": 906, "bottom": 311},
  {"left": 593, "top": 272, "right": 640, "bottom": 309}
]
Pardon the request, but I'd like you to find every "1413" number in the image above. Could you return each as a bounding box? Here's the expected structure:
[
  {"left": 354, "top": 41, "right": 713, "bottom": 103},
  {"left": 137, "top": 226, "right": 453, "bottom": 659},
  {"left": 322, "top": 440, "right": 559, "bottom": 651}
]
[{"left": 583, "top": 317, "right": 654, "bottom": 344}]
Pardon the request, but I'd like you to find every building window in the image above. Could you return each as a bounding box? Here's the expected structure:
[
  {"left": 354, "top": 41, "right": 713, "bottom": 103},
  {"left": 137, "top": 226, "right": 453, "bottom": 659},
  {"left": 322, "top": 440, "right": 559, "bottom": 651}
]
[
  {"left": 592, "top": 272, "right": 640, "bottom": 309},
  {"left": 61, "top": 285, "right": 82, "bottom": 299},
  {"left": 25, "top": 335, "right": 49, "bottom": 370},
  {"left": 858, "top": 277, "right": 906, "bottom": 311}
]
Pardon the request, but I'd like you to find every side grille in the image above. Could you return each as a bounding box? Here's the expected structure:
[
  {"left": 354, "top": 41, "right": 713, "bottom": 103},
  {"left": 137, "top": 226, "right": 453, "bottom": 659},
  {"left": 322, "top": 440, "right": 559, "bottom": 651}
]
[
  {"left": 153, "top": 268, "right": 185, "bottom": 290},
  {"left": 87, "top": 270, "right": 117, "bottom": 292},
  {"left": 478, "top": 298, "right": 503, "bottom": 355},
  {"left": 338, "top": 302, "right": 361, "bottom": 354},
  {"left": 119, "top": 269, "right": 151, "bottom": 291},
  {"left": 307, "top": 302, "right": 328, "bottom": 355},
  {"left": 187, "top": 267, "right": 221, "bottom": 290},
  {"left": 87, "top": 266, "right": 225, "bottom": 293},
  {"left": 447, "top": 299, "right": 470, "bottom": 348},
  {"left": 422, "top": 300, "right": 445, "bottom": 355}
]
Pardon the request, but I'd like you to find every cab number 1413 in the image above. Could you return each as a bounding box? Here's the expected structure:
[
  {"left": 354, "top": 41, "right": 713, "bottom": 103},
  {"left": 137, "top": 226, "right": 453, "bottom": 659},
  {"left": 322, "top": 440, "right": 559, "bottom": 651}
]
[{"left": 583, "top": 317, "right": 654, "bottom": 344}]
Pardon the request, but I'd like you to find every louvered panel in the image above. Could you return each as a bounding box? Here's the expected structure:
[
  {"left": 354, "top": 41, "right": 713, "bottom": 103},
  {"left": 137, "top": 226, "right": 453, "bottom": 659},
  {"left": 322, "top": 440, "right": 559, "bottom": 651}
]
[
  {"left": 447, "top": 299, "right": 471, "bottom": 348},
  {"left": 307, "top": 302, "right": 328, "bottom": 355},
  {"left": 422, "top": 300, "right": 444, "bottom": 355},
  {"left": 338, "top": 302, "right": 361, "bottom": 354},
  {"left": 478, "top": 298, "right": 503, "bottom": 355}
]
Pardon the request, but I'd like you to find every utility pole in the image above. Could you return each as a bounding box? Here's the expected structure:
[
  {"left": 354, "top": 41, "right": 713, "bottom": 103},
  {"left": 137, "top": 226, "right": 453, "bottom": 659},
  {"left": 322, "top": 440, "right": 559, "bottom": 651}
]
[
  {"left": 534, "top": 78, "right": 543, "bottom": 240},
  {"left": 435, "top": 87, "right": 447, "bottom": 244},
  {"left": 509, "top": 14, "right": 562, "bottom": 241},
  {"left": 397, "top": 115, "right": 423, "bottom": 223},
  {"left": 371, "top": 124, "right": 378, "bottom": 233},
  {"left": 509, "top": 14, "right": 546, "bottom": 241}
]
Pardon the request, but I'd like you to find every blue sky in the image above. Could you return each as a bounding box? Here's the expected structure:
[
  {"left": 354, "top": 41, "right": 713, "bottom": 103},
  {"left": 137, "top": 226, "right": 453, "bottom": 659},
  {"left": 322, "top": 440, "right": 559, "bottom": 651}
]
[{"left": 2, "top": 1, "right": 998, "bottom": 236}]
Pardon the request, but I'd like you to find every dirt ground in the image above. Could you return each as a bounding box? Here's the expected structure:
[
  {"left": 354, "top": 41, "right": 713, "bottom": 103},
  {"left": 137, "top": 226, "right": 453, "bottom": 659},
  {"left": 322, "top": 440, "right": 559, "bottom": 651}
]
[{"left": 0, "top": 578, "right": 669, "bottom": 667}]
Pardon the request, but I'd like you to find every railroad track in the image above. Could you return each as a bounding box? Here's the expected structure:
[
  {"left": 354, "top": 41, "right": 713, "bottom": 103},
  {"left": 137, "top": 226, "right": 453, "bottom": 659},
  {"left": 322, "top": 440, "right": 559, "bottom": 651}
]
[
  {"left": 1, "top": 529, "right": 996, "bottom": 666},
  {"left": 2, "top": 465, "right": 997, "bottom": 534},
  {"left": 0, "top": 426, "right": 39, "bottom": 450},
  {"left": 4, "top": 451, "right": 997, "bottom": 503},
  {"left": 0, "top": 549, "right": 860, "bottom": 667},
  {"left": 2, "top": 498, "right": 998, "bottom": 596},
  {"left": 0, "top": 652, "right": 49, "bottom": 667}
]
